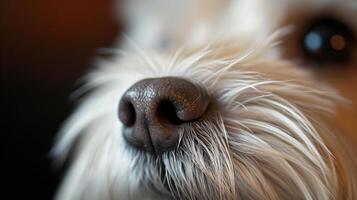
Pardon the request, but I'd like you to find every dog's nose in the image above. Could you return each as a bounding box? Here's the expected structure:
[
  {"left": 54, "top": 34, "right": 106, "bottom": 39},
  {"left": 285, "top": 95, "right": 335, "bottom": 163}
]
[{"left": 118, "top": 77, "right": 209, "bottom": 155}]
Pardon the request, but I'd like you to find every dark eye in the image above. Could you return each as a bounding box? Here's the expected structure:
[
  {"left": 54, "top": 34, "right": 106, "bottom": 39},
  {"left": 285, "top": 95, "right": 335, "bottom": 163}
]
[{"left": 302, "top": 18, "right": 354, "bottom": 64}]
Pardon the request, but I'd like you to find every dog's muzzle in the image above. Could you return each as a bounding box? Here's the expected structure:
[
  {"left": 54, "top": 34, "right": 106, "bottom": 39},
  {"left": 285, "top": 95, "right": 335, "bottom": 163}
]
[{"left": 118, "top": 77, "right": 210, "bottom": 155}]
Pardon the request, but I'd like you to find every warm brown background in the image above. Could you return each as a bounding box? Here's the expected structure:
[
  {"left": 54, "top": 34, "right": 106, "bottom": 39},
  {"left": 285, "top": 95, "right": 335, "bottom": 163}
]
[
  {"left": 1, "top": 0, "right": 120, "bottom": 199},
  {"left": 1, "top": 1, "right": 356, "bottom": 199}
]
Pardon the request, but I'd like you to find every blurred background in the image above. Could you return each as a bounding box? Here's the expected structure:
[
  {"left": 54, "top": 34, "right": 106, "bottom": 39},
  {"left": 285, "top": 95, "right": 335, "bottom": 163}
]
[
  {"left": 1, "top": 0, "right": 356, "bottom": 199},
  {"left": 1, "top": 0, "right": 120, "bottom": 198}
]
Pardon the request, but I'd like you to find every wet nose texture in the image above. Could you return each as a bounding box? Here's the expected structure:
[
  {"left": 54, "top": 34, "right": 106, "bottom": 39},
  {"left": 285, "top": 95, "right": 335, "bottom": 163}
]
[{"left": 118, "top": 77, "right": 210, "bottom": 155}]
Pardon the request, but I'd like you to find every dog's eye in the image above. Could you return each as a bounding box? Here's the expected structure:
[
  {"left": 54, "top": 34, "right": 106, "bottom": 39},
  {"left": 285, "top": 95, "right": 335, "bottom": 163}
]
[{"left": 301, "top": 18, "right": 354, "bottom": 64}]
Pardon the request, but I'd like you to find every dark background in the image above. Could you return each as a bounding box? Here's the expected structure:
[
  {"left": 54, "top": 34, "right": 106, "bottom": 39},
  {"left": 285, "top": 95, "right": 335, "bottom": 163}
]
[
  {"left": 1, "top": 1, "right": 356, "bottom": 199},
  {"left": 1, "top": 0, "right": 121, "bottom": 198}
]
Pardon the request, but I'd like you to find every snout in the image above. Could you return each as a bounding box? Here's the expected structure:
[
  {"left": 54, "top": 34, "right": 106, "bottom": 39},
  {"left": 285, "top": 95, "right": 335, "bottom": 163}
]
[{"left": 118, "top": 77, "right": 210, "bottom": 155}]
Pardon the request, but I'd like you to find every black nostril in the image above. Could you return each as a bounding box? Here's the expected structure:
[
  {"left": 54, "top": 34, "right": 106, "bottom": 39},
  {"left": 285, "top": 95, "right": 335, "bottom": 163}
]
[
  {"left": 118, "top": 77, "right": 210, "bottom": 155},
  {"left": 157, "top": 100, "right": 184, "bottom": 126},
  {"left": 119, "top": 99, "right": 136, "bottom": 127}
]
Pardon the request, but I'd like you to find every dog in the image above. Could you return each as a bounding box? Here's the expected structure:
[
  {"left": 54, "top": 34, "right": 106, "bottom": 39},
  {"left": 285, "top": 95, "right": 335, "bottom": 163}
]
[{"left": 52, "top": 0, "right": 357, "bottom": 199}]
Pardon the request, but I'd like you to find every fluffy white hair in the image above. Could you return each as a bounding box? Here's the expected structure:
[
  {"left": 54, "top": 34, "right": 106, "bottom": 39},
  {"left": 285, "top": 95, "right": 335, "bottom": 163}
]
[{"left": 53, "top": 0, "right": 357, "bottom": 199}]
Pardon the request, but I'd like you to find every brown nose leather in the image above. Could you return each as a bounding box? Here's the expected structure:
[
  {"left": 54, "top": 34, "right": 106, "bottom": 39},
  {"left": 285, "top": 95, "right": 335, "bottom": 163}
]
[{"left": 118, "top": 77, "right": 209, "bottom": 155}]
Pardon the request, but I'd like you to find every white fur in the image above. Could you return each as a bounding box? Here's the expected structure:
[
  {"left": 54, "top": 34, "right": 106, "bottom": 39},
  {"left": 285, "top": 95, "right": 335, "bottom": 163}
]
[{"left": 53, "top": 0, "right": 357, "bottom": 199}]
